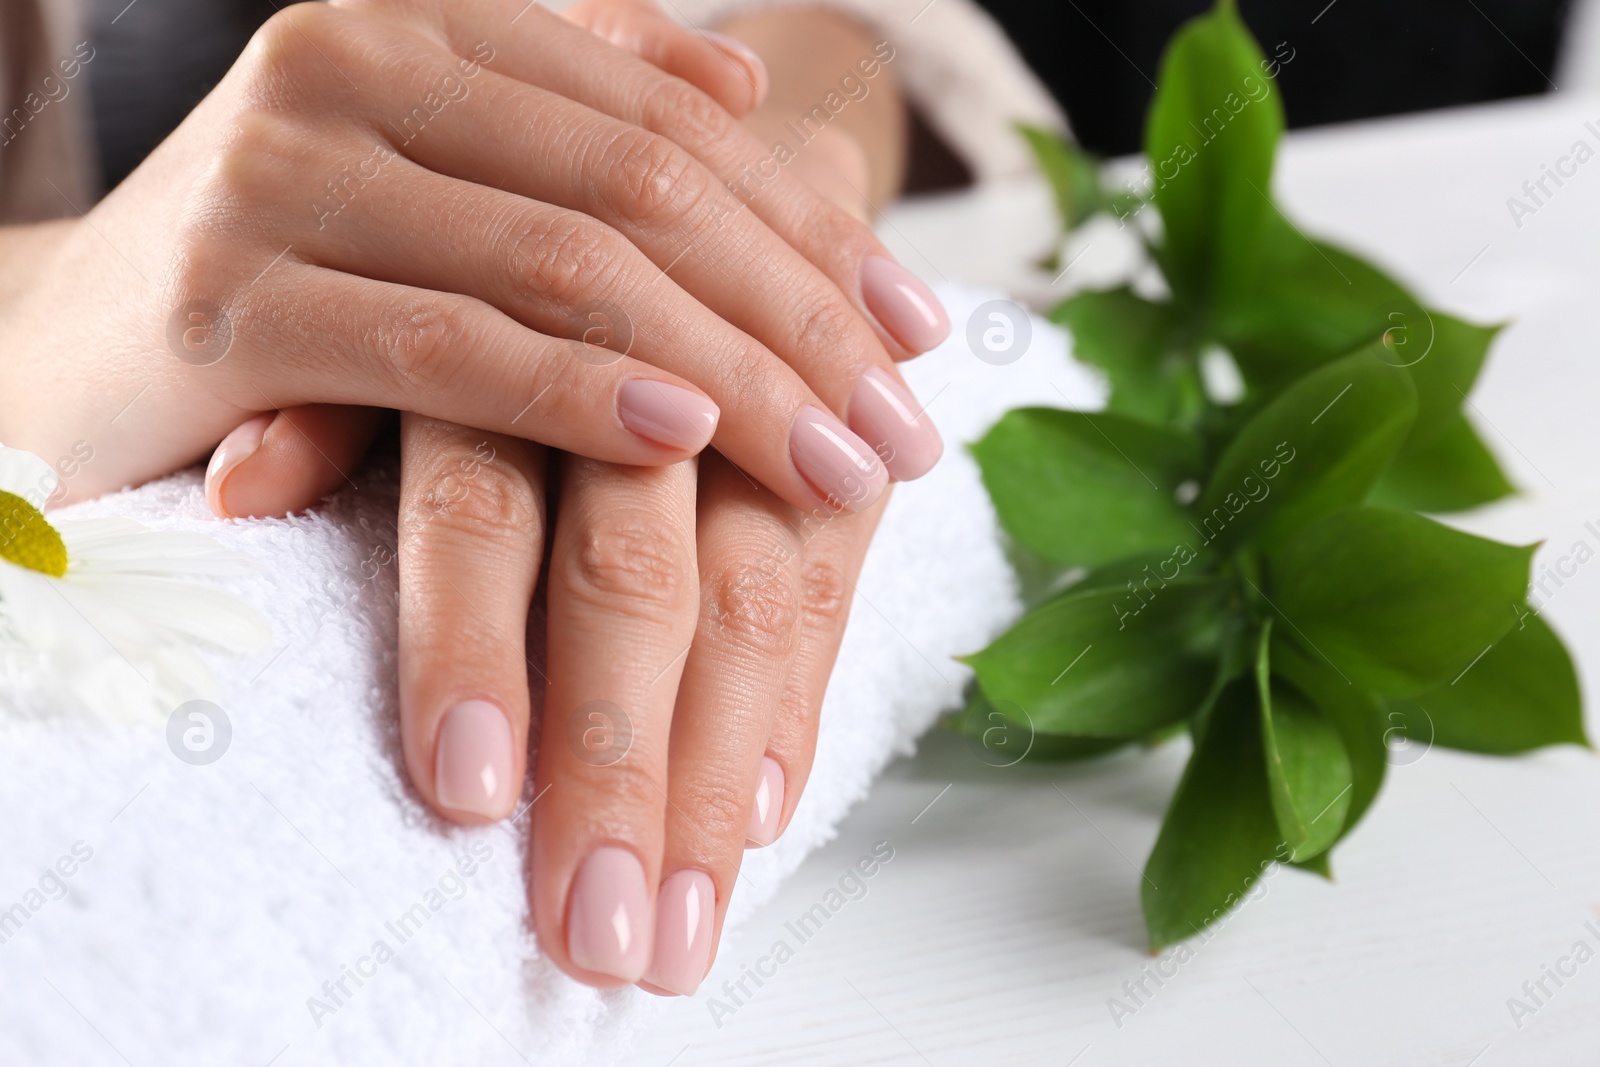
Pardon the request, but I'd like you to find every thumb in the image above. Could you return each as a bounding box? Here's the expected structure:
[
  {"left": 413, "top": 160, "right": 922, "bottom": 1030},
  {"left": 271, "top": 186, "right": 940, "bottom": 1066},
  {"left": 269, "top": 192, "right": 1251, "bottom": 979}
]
[{"left": 205, "top": 405, "right": 384, "bottom": 519}]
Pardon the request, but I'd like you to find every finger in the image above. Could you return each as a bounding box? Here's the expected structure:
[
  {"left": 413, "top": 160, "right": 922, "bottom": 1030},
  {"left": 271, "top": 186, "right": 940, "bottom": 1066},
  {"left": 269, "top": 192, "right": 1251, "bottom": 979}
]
[
  {"left": 565, "top": 0, "right": 768, "bottom": 116},
  {"left": 212, "top": 262, "right": 722, "bottom": 466},
  {"left": 235, "top": 15, "right": 916, "bottom": 494},
  {"left": 205, "top": 405, "right": 384, "bottom": 519},
  {"left": 355, "top": 28, "right": 940, "bottom": 480},
  {"left": 198, "top": 0, "right": 768, "bottom": 524},
  {"left": 763, "top": 483, "right": 887, "bottom": 842},
  {"left": 433, "top": 3, "right": 950, "bottom": 361},
  {"left": 532, "top": 455, "right": 700, "bottom": 986},
  {"left": 642, "top": 453, "right": 805, "bottom": 996},
  {"left": 397, "top": 413, "right": 546, "bottom": 824},
  {"left": 295, "top": 159, "right": 887, "bottom": 514},
  {"left": 646, "top": 470, "right": 889, "bottom": 998},
  {"left": 644, "top": 475, "right": 884, "bottom": 996}
]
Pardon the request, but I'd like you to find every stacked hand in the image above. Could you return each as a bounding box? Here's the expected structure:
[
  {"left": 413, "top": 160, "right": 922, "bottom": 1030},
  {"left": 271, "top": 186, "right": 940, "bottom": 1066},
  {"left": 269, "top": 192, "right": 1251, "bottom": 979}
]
[{"left": 0, "top": 0, "right": 947, "bottom": 993}]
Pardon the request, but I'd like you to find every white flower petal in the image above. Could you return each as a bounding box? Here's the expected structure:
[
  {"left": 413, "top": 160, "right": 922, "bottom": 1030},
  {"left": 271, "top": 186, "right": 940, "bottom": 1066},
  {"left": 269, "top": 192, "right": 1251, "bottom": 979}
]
[
  {"left": 59, "top": 520, "right": 262, "bottom": 578},
  {"left": 0, "top": 445, "right": 60, "bottom": 502},
  {"left": 65, "top": 575, "right": 272, "bottom": 651},
  {"left": 0, "top": 511, "right": 273, "bottom": 722},
  {"left": 0, "top": 562, "right": 82, "bottom": 651}
]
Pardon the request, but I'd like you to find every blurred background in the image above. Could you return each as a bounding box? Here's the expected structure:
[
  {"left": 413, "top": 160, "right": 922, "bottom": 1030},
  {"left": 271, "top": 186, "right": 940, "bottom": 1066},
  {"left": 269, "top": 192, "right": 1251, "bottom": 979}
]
[
  {"left": 85, "top": 0, "right": 1599, "bottom": 191},
  {"left": 982, "top": 0, "right": 1572, "bottom": 154},
  {"left": 905, "top": 0, "right": 1592, "bottom": 190}
]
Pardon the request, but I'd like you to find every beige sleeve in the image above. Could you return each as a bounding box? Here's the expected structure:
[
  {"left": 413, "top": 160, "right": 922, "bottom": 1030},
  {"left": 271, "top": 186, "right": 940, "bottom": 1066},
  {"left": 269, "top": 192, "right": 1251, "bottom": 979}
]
[{"left": 0, "top": 0, "right": 98, "bottom": 223}]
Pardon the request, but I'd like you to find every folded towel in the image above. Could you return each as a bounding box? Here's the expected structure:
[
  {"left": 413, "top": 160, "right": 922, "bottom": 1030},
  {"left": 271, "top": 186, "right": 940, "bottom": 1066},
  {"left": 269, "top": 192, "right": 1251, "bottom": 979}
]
[{"left": 0, "top": 281, "right": 1100, "bottom": 1067}]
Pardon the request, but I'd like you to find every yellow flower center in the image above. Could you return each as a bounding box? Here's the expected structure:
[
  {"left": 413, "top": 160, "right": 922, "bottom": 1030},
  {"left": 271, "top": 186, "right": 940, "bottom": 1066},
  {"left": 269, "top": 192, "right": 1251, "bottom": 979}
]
[{"left": 0, "top": 489, "right": 67, "bottom": 577}]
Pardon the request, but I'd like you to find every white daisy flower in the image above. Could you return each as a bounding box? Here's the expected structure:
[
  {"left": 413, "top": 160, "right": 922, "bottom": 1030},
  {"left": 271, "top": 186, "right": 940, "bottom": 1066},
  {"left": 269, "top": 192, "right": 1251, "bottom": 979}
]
[{"left": 0, "top": 445, "right": 272, "bottom": 721}]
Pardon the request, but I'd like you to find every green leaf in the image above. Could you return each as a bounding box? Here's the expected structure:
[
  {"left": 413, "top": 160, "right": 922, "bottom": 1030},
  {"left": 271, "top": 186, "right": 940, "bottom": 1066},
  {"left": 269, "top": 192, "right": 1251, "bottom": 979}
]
[
  {"left": 1292, "top": 851, "right": 1333, "bottom": 879},
  {"left": 971, "top": 408, "right": 1203, "bottom": 569},
  {"left": 1271, "top": 634, "right": 1387, "bottom": 842},
  {"left": 1368, "top": 314, "right": 1511, "bottom": 516},
  {"left": 1404, "top": 611, "right": 1587, "bottom": 754},
  {"left": 1051, "top": 288, "right": 1185, "bottom": 422},
  {"left": 1070, "top": 552, "right": 1174, "bottom": 594},
  {"left": 947, "top": 684, "right": 1129, "bottom": 763},
  {"left": 1144, "top": 1, "right": 1284, "bottom": 313},
  {"left": 1265, "top": 507, "right": 1534, "bottom": 696},
  {"left": 1404, "top": 313, "right": 1500, "bottom": 446},
  {"left": 1069, "top": 550, "right": 1213, "bottom": 601},
  {"left": 1026, "top": 733, "right": 1133, "bottom": 761},
  {"left": 965, "top": 579, "right": 1227, "bottom": 738},
  {"left": 1217, "top": 214, "right": 1502, "bottom": 410},
  {"left": 1218, "top": 214, "right": 1429, "bottom": 389},
  {"left": 1018, "top": 123, "right": 1104, "bottom": 230},
  {"left": 1255, "top": 622, "right": 1351, "bottom": 861},
  {"left": 1196, "top": 346, "right": 1417, "bottom": 552},
  {"left": 1143, "top": 677, "right": 1286, "bottom": 950},
  {"left": 1369, "top": 412, "right": 1516, "bottom": 514}
]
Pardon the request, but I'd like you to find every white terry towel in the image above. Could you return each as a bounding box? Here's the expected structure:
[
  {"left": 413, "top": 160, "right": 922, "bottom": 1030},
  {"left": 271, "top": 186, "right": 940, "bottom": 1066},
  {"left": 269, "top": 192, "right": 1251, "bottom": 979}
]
[{"left": 0, "top": 282, "right": 1100, "bottom": 1067}]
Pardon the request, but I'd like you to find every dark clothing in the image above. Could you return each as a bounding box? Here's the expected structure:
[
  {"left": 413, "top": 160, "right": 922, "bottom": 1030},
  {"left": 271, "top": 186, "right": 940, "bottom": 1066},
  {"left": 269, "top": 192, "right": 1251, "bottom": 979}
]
[
  {"left": 89, "top": 0, "right": 277, "bottom": 188},
  {"left": 88, "top": 0, "right": 1575, "bottom": 189},
  {"left": 976, "top": 0, "right": 1572, "bottom": 156}
]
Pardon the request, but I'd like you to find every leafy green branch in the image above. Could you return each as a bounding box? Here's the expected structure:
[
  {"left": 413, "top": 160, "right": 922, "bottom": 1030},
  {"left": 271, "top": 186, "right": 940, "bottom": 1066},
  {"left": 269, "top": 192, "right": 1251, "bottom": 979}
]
[{"left": 956, "top": 0, "right": 1586, "bottom": 951}]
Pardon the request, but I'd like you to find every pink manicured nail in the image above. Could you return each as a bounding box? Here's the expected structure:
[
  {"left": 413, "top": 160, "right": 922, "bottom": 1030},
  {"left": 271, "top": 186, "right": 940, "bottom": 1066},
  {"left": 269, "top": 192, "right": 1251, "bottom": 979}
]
[
  {"left": 618, "top": 380, "right": 720, "bottom": 453},
  {"left": 568, "top": 846, "right": 652, "bottom": 982},
  {"left": 849, "top": 367, "right": 944, "bottom": 481},
  {"left": 746, "top": 757, "right": 785, "bottom": 847},
  {"left": 789, "top": 406, "right": 887, "bottom": 512},
  {"left": 703, "top": 31, "right": 769, "bottom": 108},
  {"left": 434, "top": 700, "right": 516, "bottom": 820},
  {"left": 643, "top": 869, "right": 715, "bottom": 996},
  {"left": 861, "top": 255, "right": 951, "bottom": 354},
  {"left": 204, "top": 413, "right": 273, "bottom": 518}
]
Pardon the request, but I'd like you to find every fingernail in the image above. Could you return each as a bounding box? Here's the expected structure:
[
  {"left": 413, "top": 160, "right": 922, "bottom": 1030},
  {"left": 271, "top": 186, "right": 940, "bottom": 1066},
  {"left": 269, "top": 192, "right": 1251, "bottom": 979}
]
[
  {"left": 434, "top": 700, "right": 516, "bottom": 820},
  {"left": 568, "top": 846, "right": 652, "bottom": 982},
  {"left": 789, "top": 406, "right": 887, "bottom": 513},
  {"left": 849, "top": 367, "right": 944, "bottom": 481},
  {"left": 861, "top": 255, "right": 951, "bottom": 354},
  {"left": 643, "top": 869, "right": 715, "bottom": 996},
  {"left": 703, "top": 30, "right": 769, "bottom": 109},
  {"left": 618, "top": 380, "right": 720, "bottom": 453},
  {"left": 746, "top": 756, "right": 785, "bottom": 847},
  {"left": 204, "top": 413, "right": 273, "bottom": 518}
]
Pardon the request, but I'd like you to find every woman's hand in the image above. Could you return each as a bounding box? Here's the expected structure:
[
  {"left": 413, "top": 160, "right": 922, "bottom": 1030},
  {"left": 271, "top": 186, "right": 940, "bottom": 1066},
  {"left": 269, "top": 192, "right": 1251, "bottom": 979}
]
[
  {"left": 400, "top": 7, "right": 914, "bottom": 996},
  {"left": 200, "top": 0, "right": 935, "bottom": 994},
  {"left": 0, "top": 0, "right": 947, "bottom": 516},
  {"left": 386, "top": 415, "right": 885, "bottom": 994}
]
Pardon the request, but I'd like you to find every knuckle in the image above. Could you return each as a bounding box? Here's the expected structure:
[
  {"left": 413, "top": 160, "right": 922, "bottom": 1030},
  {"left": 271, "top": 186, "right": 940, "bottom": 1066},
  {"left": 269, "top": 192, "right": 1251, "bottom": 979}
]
[
  {"left": 640, "top": 77, "right": 738, "bottom": 154},
  {"left": 600, "top": 128, "right": 708, "bottom": 228},
  {"left": 563, "top": 730, "right": 668, "bottom": 805},
  {"left": 567, "top": 508, "right": 693, "bottom": 610},
  {"left": 168, "top": 110, "right": 305, "bottom": 283},
  {"left": 707, "top": 554, "right": 801, "bottom": 656},
  {"left": 383, "top": 298, "right": 477, "bottom": 387},
  {"left": 774, "top": 680, "right": 820, "bottom": 742},
  {"left": 800, "top": 196, "right": 878, "bottom": 260},
  {"left": 703, "top": 341, "right": 770, "bottom": 418},
  {"left": 405, "top": 447, "right": 537, "bottom": 538},
  {"left": 790, "top": 291, "right": 859, "bottom": 367},
  {"left": 164, "top": 240, "right": 233, "bottom": 307},
  {"left": 799, "top": 556, "right": 851, "bottom": 626},
  {"left": 209, "top": 109, "right": 304, "bottom": 209},
  {"left": 681, "top": 768, "right": 762, "bottom": 844},
  {"left": 238, "top": 3, "right": 345, "bottom": 96},
  {"left": 511, "top": 212, "right": 622, "bottom": 310}
]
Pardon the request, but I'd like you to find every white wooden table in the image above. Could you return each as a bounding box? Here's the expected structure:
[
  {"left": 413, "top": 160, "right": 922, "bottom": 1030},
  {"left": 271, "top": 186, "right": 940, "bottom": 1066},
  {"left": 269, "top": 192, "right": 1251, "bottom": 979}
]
[{"left": 623, "top": 93, "right": 1600, "bottom": 1067}]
